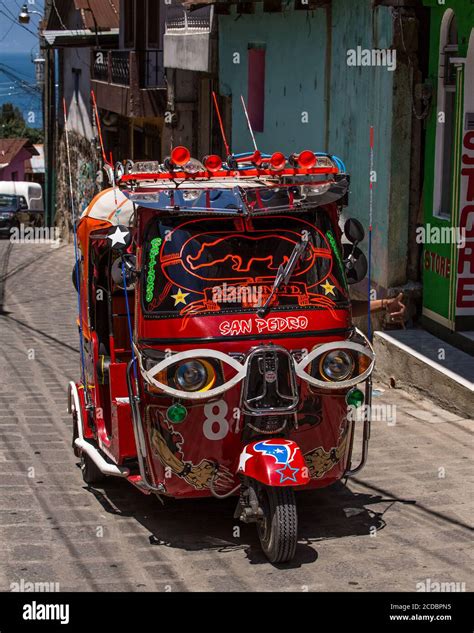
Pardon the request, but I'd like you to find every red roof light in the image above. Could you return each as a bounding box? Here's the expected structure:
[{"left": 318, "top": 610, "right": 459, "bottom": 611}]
[
  {"left": 298, "top": 150, "right": 316, "bottom": 169},
  {"left": 269, "top": 152, "right": 286, "bottom": 170},
  {"left": 203, "top": 154, "right": 223, "bottom": 172},
  {"left": 171, "top": 146, "right": 191, "bottom": 167}
]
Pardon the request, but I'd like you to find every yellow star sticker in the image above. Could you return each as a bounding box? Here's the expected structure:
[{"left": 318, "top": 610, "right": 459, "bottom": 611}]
[
  {"left": 171, "top": 288, "right": 189, "bottom": 306},
  {"left": 321, "top": 280, "right": 336, "bottom": 296}
]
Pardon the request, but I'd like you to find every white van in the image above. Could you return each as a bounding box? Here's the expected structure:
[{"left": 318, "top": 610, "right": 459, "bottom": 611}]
[{"left": 0, "top": 181, "right": 43, "bottom": 213}]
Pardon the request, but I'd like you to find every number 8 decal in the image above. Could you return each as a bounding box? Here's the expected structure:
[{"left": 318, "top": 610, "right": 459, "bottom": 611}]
[{"left": 203, "top": 400, "right": 229, "bottom": 440}]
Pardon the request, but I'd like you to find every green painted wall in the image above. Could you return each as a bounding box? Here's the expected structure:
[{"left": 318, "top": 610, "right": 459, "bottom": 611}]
[
  {"left": 421, "top": 0, "right": 474, "bottom": 324},
  {"left": 218, "top": 4, "right": 328, "bottom": 154},
  {"left": 327, "top": 1, "right": 398, "bottom": 290},
  {"left": 218, "top": 1, "right": 412, "bottom": 292}
]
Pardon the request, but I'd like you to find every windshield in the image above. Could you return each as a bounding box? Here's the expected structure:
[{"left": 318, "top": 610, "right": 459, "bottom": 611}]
[
  {"left": 0, "top": 194, "right": 20, "bottom": 210},
  {"left": 142, "top": 211, "right": 349, "bottom": 318}
]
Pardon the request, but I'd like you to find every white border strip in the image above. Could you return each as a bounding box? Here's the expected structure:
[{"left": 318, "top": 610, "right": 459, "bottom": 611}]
[
  {"left": 422, "top": 306, "right": 454, "bottom": 330},
  {"left": 374, "top": 332, "right": 474, "bottom": 390},
  {"left": 142, "top": 349, "right": 249, "bottom": 400},
  {"left": 295, "top": 340, "right": 375, "bottom": 390}
]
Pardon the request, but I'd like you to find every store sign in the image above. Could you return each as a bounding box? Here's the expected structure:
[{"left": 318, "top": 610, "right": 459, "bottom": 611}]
[
  {"left": 456, "top": 128, "right": 474, "bottom": 313},
  {"left": 456, "top": 34, "right": 474, "bottom": 317},
  {"left": 424, "top": 250, "right": 451, "bottom": 278}
]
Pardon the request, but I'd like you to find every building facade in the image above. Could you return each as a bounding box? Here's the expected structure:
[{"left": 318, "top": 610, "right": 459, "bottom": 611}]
[
  {"left": 211, "top": 0, "right": 428, "bottom": 307},
  {"left": 421, "top": 0, "right": 474, "bottom": 353}
]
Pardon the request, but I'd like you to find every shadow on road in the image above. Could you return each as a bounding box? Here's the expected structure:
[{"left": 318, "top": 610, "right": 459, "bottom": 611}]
[{"left": 82, "top": 472, "right": 395, "bottom": 569}]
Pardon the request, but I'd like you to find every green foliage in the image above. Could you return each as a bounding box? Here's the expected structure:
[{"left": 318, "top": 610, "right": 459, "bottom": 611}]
[{"left": 0, "top": 102, "right": 43, "bottom": 144}]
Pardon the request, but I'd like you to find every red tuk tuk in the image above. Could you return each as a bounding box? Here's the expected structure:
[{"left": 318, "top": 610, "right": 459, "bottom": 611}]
[{"left": 68, "top": 147, "right": 374, "bottom": 563}]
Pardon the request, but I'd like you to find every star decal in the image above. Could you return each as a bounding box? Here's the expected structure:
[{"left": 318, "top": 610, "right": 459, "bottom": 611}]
[
  {"left": 276, "top": 463, "right": 300, "bottom": 483},
  {"left": 107, "top": 226, "right": 129, "bottom": 247},
  {"left": 321, "top": 280, "right": 336, "bottom": 296},
  {"left": 237, "top": 446, "right": 253, "bottom": 472},
  {"left": 171, "top": 288, "right": 189, "bottom": 306}
]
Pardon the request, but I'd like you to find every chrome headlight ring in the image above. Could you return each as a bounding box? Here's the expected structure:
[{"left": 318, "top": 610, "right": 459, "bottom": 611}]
[
  {"left": 295, "top": 340, "right": 375, "bottom": 389},
  {"left": 140, "top": 348, "right": 249, "bottom": 400}
]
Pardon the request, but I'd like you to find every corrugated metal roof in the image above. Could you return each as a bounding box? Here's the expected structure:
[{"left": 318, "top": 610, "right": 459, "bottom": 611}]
[
  {"left": 46, "top": 0, "right": 119, "bottom": 31},
  {"left": 74, "top": 0, "right": 120, "bottom": 30}
]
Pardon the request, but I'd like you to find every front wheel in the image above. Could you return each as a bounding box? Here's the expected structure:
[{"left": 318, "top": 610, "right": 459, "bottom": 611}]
[
  {"left": 80, "top": 452, "right": 107, "bottom": 485},
  {"left": 257, "top": 485, "right": 298, "bottom": 563}
]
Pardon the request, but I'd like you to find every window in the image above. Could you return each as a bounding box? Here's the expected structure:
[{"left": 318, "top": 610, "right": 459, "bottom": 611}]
[
  {"left": 433, "top": 10, "right": 458, "bottom": 219},
  {"left": 147, "top": 0, "right": 160, "bottom": 49},
  {"left": 247, "top": 45, "right": 266, "bottom": 133},
  {"left": 124, "top": 0, "right": 135, "bottom": 48}
]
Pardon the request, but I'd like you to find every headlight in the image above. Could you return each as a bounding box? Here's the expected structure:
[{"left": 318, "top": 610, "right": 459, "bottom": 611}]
[
  {"left": 140, "top": 350, "right": 220, "bottom": 395},
  {"left": 175, "top": 360, "right": 215, "bottom": 392},
  {"left": 320, "top": 350, "right": 355, "bottom": 381}
]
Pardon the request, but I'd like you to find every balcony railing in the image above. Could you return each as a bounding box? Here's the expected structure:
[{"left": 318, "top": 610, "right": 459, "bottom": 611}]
[
  {"left": 91, "top": 49, "right": 165, "bottom": 89},
  {"left": 111, "top": 50, "right": 130, "bottom": 85},
  {"left": 165, "top": 3, "right": 213, "bottom": 34}
]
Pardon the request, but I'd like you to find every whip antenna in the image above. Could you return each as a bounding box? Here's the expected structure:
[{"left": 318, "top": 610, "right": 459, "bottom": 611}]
[
  {"left": 212, "top": 90, "right": 231, "bottom": 157},
  {"left": 368, "top": 125, "right": 374, "bottom": 341},
  {"left": 91, "top": 89, "right": 110, "bottom": 166},
  {"left": 240, "top": 94, "right": 258, "bottom": 153},
  {"left": 63, "top": 98, "right": 88, "bottom": 394}
]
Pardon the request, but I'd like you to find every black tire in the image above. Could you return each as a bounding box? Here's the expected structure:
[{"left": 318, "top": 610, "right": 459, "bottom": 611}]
[
  {"left": 257, "top": 485, "right": 298, "bottom": 563},
  {"left": 80, "top": 452, "right": 107, "bottom": 485}
]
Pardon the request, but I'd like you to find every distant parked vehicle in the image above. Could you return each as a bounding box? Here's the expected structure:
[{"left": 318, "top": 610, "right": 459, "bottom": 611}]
[
  {"left": 0, "top": 181, "right": 44, "bottom": 227},
  {"left": 0, "top": 194, "right": 25, "bottom": 236}
]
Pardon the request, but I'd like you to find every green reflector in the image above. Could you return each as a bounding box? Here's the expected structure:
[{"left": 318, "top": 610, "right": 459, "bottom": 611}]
[
  {"left": 166, "top": 403, "right": 187, "bottom": 423},
  {"left": 346, "top": 388, "right": 364, "bottom": 408}
]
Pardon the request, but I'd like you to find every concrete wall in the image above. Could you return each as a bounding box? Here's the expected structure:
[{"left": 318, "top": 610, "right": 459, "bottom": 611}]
[
  {"left": 62, "top": 46, "right": 94, "bottom": 141},
  {"left": 218, "top": 1, "right": 413, "bottom": 293},
  {"left": 218, "top": 4, "right": 327, "bottom": 154},
  {"left": 61, "top": 3, "right": 94, "bottom": 140}
]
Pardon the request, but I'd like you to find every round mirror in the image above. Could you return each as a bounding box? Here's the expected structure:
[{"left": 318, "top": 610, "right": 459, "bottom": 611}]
[
  {"left": 342, "top": 244, "right": 368, "bottom": 284},
  {"left": 344, "top": 218, "right": 365, "bottom": 244}
]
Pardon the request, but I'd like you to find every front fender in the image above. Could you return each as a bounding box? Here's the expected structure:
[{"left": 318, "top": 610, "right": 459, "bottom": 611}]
[{"left": 237, "top": 439, "right": 310, "bottom": 487}]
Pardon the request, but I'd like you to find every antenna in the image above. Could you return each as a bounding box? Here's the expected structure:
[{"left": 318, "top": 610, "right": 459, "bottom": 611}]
[
  {"left": 63, "top": 98, "right": 88, "bottom": 401},
  {"left": 368, "top": 125, "right": 374, "bottom": 342},
  {"left": 212, "top": 90, "right": 231, "bottom": 157},
  {"left": 91, "top": 89, "right": 110, "bottom": 166},
  {"left": 240, "top": 94, "right": 258, "bottom": 153}
]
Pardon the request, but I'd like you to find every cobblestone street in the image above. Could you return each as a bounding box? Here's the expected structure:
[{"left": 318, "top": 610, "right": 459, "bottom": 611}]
[{"left": 0, "top": 241, "right": 472, "bottom": 592}]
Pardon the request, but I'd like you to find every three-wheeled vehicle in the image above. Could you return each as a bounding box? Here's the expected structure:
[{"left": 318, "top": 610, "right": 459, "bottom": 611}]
[{"left": 68, "top": 147, "right": 374, "bottom": 563}]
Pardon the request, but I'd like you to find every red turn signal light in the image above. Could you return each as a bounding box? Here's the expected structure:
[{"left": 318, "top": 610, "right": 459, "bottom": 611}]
[
  {"left": 171, "top": 146, "right": 191, "bottom": 167},
  {"left": 289, "top": 150, "right": 316, "bottom": 169},
  {"left": 203, "top": 154, "right": 223, "bottom": 172},
  {"left": 269, "top": 152, "right": 286, "bottom": 170}
]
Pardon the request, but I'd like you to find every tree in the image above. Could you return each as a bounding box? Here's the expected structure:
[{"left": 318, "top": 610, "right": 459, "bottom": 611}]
[{"left": 0, "top": 103, "right": 43, "bottom": 144}]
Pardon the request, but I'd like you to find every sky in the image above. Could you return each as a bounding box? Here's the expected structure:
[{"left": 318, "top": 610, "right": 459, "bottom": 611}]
[{"left": 0, "top": 0, "right": 45, "bottom": 54}]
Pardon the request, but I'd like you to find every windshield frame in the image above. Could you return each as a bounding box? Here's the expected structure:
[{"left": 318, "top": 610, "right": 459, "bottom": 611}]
[{"left": 139, "top": 208, "right": 350, "bottom": 320}]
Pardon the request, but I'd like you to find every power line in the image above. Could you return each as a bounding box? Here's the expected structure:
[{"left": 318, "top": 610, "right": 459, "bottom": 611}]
[
  {"left": 0, "top": 3, "right": 39, "bottom": 38},
  {"left": 0, "top": 16, "right": 15, "bottom": 41},
  {"left": 51, "top": 0, "right": 67, "bottom": 29}
]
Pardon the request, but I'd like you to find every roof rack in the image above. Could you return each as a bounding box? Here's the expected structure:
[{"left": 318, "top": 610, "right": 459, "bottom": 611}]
[{"left": 111, "top": 147, "right": 346, "bottom": 187}]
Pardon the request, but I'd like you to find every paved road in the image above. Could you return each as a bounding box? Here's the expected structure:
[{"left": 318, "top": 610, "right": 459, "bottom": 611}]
[{"left": 0, "top": 241, "right": 472, "bottom": 592}]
